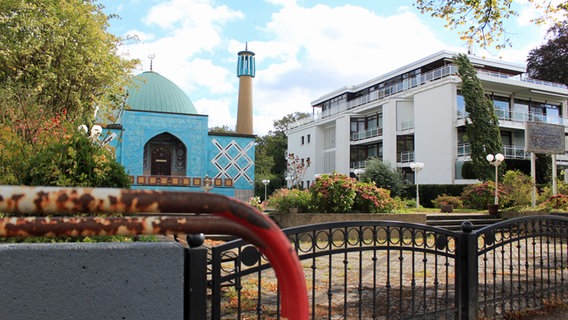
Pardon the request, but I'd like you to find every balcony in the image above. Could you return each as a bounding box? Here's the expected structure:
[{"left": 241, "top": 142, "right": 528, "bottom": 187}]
[
  {"left": 458, "top": 109, "right": 568, "bottom": 127},
  {"left": 398, "top": 151, "right": 414, "bottom": 164},
  {"left": 351, "top": 127, "right": 383, "bottom": 141},
  {"left": 290, "top": 62, "right": 567, "bottom": 131},
  {"left": 457, "top": 143, "right": 530, "bottom": 160}
]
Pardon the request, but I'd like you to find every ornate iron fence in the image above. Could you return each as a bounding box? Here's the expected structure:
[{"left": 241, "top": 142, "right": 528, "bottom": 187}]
[{"left": 208, "top": 216, "right": 568, "bottom": 319}]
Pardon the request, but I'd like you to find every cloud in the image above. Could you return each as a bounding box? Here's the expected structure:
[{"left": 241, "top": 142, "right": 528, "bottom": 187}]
[
  {"left": 194, "top": 98, "right": 236, "bottom": 129},
  {"left": 112, "top": 0, "right": 546, "bottom": 136}
]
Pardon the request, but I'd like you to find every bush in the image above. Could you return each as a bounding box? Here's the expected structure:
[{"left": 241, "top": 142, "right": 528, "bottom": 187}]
[
  {"left": 248, "top": 196, "right": 264, "bottom": 212},
  {"left": 541, "top": 194, "right": 568, "bottom": 211},
  {"left": 24, "top": 130, "right": 130, "bottom": 188},
  {"left": 538, "top": 180, "right": 568, "bottom": 204},
  {"left": 353, "top": 182, "right": 398, "bottom": 213},
  {"left": 310, "top": 173, "right": 357, "bottom": 213},
  {"left": 431, "top": 194, "right": 463, "bottom": 209},
  {"left": 360, "top": 158, "right": 404, "bottom": 197},
  {"left": 501, "top": 170, "right": 532, "bottom": 208},
  {"left": 461, "top": 181, "right": 508, "bottom": 210},
  {"left": 266, "top": 188, "right": 311, "bottom": 213}
]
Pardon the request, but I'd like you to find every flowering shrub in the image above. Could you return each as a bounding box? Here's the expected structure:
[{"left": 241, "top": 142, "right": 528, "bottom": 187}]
[
  {"left": 248, "top": 196, "right": 264, "bottom": 212},
  {"left": 310, "top": 173, "right": 357, "bottom": 213},
  {"left": 538, "top": 180, "right": 568, "bottom": 204},
  {"left": 353, "top": 182, "right": 398, "bottom": 213},
  {"left": 541, "top": 194, "right": 568, "bottom": 211},
  {"left": 461, "top": 181, "right": 508, "bottom": 210},
  {"left": 431, "top": 194, "right": 463, "bottom": 209},
  {"left": 266, "top": 188, "right": 311, "bottom": 213}
]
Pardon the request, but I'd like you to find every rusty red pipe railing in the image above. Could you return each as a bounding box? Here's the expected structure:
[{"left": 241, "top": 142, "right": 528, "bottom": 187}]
[{"left": 0, "top": 186, "right": 309, "bottom": 320}]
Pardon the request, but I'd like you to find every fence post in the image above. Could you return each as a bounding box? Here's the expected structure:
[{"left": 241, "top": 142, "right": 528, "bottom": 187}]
[
  {"left": 455, "top": 221, "right": 478, "bottom": 320},
  {"left": 184, "top": 234, "right": 207, "bottom": 320}
]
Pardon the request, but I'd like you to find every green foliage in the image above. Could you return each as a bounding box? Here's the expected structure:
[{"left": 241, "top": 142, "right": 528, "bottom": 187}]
[
  {"left": 0, "top": 0, "right": 138, "bottom": 124},
  {"left": 310, "top": 173, "right": 357, "bottom": 213},
  {"left": 0, "top": 0, "right": 137, "bottom": 186},
  {"left": 461, "top": 181, "right": 508, "bottom": 210},
  {"left": 432, "top": 194, "right": 463, "bottom": 209},
  {"left": 527, "top": 21, "right": 568, "bottom": 86},
  {"left": 209, "top": 125, "right": 235, "bottom": 133},
  {"left": 501, "top": 170, "right": 532, "bottom": 208},
  {"left": 541, "top": 194, "right": 568, "bottom": 211},
  {"left": 353, "top": 182, "right": 399, "bottom": 213},
  {"left": 414, "top": 0, "right": 566, "bottom": 49},
  {"left": 537, "top": 180, "right": 568, "bottom": 204},
  {"left": 23, "top": 127, "right": 130, "bottom": 188},
  {"left": 455, "top": 54, "right": 502, "bottom": 181},
  {"left": 266, "top": 188, "right": 311, "bottom": 213},
  {"left": 412, "top": 184, "right": 467, "bottom": 208},
  {"left": 360, "top": 158, "right": 404, "bottom": 197},
  {"left": 248, "top": 196, "right": 264, "bottom": 212}
]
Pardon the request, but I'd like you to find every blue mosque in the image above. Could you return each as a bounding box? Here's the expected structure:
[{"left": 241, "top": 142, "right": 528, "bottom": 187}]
[{"left": 104, "top": 48, "right": 256, "bottom": 201}]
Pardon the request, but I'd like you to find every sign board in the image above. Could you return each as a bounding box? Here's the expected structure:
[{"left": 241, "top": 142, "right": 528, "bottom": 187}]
[{"left": 525, "top": 122, "right": 566, "bottom": 154}]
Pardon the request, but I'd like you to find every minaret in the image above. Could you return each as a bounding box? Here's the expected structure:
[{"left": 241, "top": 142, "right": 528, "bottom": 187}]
[{"left": 235, "top": 44, "right": 255, "bottom": 135}]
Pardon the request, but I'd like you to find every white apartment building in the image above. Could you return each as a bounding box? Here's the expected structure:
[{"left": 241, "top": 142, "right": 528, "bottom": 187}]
[{"left": 287, "top": 50, "right": 568, "bottom": 187}]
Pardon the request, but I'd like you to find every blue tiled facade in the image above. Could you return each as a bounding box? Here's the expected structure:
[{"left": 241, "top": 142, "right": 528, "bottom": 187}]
[{"left": 107, "top": 110, "right": 255, "bottom": 201}]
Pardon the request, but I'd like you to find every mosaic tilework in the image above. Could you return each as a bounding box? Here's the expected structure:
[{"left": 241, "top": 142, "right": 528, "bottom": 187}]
[
  {"left": 209, "top": 135, "right": 255, "bottom": 190},
  {"left": 108, "top": 110, "right": 255, "bottom": 198}
]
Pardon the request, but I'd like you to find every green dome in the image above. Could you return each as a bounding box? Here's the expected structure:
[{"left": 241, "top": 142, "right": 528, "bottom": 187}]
[{"left": 126, "top": 71, "right": 197, "bottom": 114}]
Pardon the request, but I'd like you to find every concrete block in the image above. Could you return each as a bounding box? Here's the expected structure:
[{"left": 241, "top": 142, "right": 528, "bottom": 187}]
[{"left": 0, "top": 242, "right": 184, "bottom": 320}]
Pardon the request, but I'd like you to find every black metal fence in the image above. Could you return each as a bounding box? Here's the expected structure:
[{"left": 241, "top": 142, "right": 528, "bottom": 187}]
[{"left": 187, "top": 215, "right": 568, "bottom": 319}]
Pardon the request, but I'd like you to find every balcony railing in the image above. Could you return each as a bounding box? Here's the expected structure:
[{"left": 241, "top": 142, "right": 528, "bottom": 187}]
[
  {"left": 398, "top": 151, "right": 414, "bottom": 163},
  {"left": 399, "top": 120, "right": 414, "bottom": 131},
  {"left": 457, "top": 143, "right": 530, "bottom": 160},
  {"left": 290, "top": 63, "right": 567, "bottom": 131},
  {"left": 458, "top": 109, "right": 568, "bottom": 126},
  {"left": 457, "top": 143, "right": 471, "bottom": 157},
  {"left": 351, "top": 127, "right": 383, "bottom": 141}
]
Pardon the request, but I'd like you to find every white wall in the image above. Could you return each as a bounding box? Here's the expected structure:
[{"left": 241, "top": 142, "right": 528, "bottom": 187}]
[{"left": 414, "top": 83, "right": 457, "bottom": 184}]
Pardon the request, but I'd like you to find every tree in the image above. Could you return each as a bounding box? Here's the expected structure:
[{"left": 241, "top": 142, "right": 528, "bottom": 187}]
[
  {"left": 209, "top": 125, "right": 235, "bottom": 134},
  {"left": 254, "top": 112, "right": 311, "bottom": 197},
  {"left": 414, "top": 0, "right": 568, "bottom": 49},
  {"left": 0, "top": 0, "right": 138, "bottom": 129},
  {"left": 454, "top": 54, "right": 502, "bottom": 181},
  {"left": 527, "top": 21, "right": 568, "bottom": 85},
  {"left": 0, "top": 0, "right": 137, "bottom": 186},
  {"left": 359, "top": 158, "right": 404, "bottom": 197}
]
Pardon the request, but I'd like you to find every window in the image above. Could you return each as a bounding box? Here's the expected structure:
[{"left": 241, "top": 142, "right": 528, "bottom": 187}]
[
  {"left": 513, "top": 99, "right": 529, "bottom": 122},
  {"left": 301, "top": 136, "right": 305, "bottom": 145},
  {"left": 307, "top": 134, "right": 311, "bottom": 143},
  {"left": 492, "top": 95, "right": 510, "bottom": 120},
  {"left": 457, "top": 92, "right": 466, "bottom": 117}
]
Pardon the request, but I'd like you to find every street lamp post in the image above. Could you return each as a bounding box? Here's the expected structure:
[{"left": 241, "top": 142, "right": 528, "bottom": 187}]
[
  {"left": 486, "top": 153, "right": 505, "bottom": 206},
  {"left": 410, "top": 162, "right": 424, "bottom": 209},
  {"left": 261, "top": 179, "right": 270, "bottom": 201}
]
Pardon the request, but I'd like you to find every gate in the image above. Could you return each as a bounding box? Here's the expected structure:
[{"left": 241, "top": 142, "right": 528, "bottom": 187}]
[{"left": 209, "top": 216, "right": 568, "bottom": 319}]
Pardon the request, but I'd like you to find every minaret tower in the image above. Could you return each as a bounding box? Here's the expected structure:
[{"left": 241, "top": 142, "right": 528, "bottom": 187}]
[{"left": 235, "top": 44, "right": 255, "bottom": 135}]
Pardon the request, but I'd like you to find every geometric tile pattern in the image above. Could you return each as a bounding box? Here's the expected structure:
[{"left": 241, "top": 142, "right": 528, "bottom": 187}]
[{"left": 211, "top": 138, "right": 254, "bottom": 185}]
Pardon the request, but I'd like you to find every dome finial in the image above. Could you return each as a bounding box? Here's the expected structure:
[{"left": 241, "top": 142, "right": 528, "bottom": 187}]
[
  {"left": 148, "top": 53, "right": 156, "bottom": 71},
  {"left": 245, "top": 42, "right": 248, "bottom": 51}
]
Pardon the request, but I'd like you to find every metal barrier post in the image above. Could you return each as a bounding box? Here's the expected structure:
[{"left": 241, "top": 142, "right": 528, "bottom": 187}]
[
  {"left": 455, "top": 221, "right": 478, "bottom": 320},
  {"left": 184, "top": 234, "right": 207, "bottom": 320}
]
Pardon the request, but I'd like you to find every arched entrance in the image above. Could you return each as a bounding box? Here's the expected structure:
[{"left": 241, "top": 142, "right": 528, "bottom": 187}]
[{"left": 143, "top": 133, "right": 187, "bottom": 176}]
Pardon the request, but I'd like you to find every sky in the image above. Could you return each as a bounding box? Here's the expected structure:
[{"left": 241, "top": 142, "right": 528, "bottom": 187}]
[{"left": 101, "top": 0, "right": 555, "bottom": 136}]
